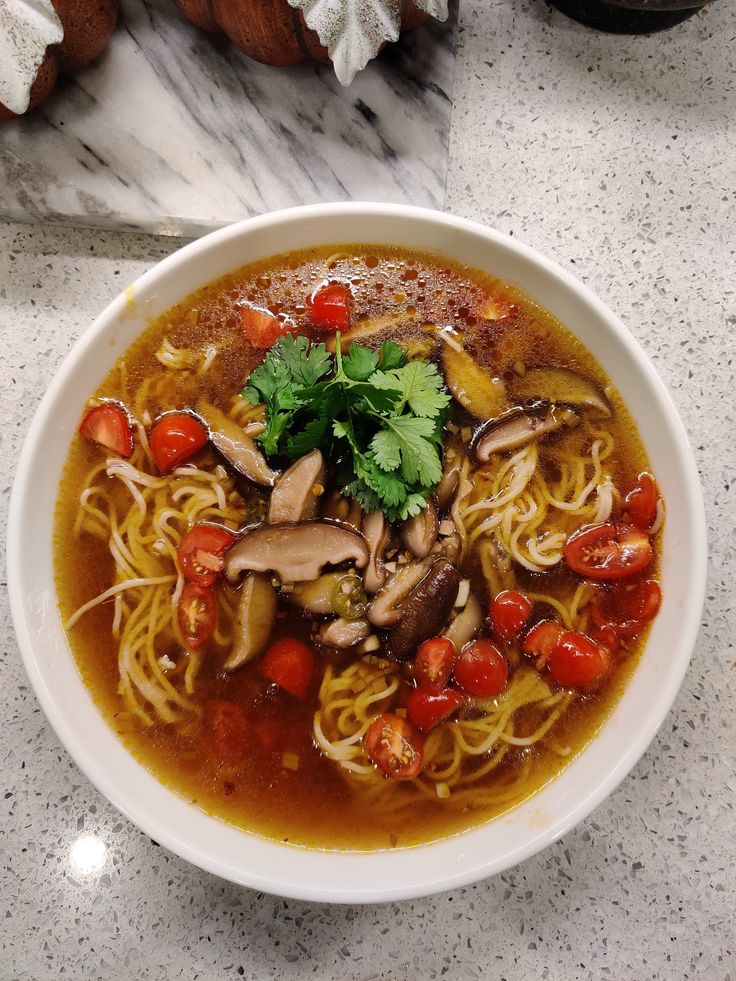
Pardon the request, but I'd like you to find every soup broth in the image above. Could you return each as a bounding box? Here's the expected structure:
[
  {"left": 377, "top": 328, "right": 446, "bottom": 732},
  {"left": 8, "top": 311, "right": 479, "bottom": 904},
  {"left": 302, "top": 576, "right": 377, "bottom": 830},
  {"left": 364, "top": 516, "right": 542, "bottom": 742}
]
[{"left": 55, "top": 246, "right": 661, "bottom": 849}]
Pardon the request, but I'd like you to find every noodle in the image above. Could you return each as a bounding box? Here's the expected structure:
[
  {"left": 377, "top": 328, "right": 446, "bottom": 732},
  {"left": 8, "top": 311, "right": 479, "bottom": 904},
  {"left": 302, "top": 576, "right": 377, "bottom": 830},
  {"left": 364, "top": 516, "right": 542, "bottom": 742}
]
[
  {"left": 313, "top": 658, "right": 573, "bottom": 809},
  {"left": 67, "top": 378, "right": 251, "bottom": 724},
  {"left": 457, "top": 419, "right": 617, "bottom": 573}
]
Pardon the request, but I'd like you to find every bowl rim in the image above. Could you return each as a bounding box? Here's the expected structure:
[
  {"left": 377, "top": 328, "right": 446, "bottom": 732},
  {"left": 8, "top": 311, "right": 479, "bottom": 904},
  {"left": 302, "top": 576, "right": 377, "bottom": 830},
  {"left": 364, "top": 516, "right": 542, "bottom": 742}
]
[{"left": 7, "top": 202, "right": 707, "bottom": 903}]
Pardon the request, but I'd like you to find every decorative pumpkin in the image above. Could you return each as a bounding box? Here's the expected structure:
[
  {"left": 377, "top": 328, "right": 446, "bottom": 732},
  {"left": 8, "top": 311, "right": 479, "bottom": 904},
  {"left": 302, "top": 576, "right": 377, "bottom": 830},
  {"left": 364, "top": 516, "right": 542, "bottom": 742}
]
[
  {"left": 0, "top": 0, "right": 120, "bottom": 122},
  {"left": 172, "top": 0, "right": 449, "bottom": 86}
]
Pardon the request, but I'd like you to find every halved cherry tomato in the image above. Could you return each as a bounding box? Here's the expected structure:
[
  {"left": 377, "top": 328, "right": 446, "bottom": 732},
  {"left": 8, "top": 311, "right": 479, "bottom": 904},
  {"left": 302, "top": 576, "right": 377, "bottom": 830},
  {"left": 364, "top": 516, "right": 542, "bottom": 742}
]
[
  {"left": 591, "top": 579, "right": 662, "bottom": 637},
  {"left": 79, "top": 402, "right": 133, "bottom": 458},
  {"left": 407, "top": 688, "right": 464, "bottom": 732},
  {"left": 414, "top": 636, "right": 456, "bottom": 694},
  {"left": 240, "top": 303, "right": 294, "bottom": 348},
  {"left": 364, "top": 712, "right": 424, "bottom": 780},
  {"left": 522, "top": 620, "right": 565, "bottom": 663},
  {"left": 491, "top": 590, "right": 533, "bottom": 642},
  {"left": 565, "top": 521, "right": 653, "bottom": 581},
  {"left": 589, "top": 624, "right": 621, "bottom": 657},
  {"left": 207, "top": 699, "right": 248, "bottom": 761},
  {"left": 178, "top": 523, "right": 237, "bottom": 587},
  {"left": 624, "top": 473, "right": 659, "bottom": 532},
  {"left": 150, "top": 413, "right": 209, "bottom": 474},
  {"left": 261, "top": 637, "right": 314, "bottom": 697},
  {"left": 178, "top": 582, "right": 217, "bottom": 648},
  {"left": 453, "top": 639, "right": 508, "bottom": 697},
  {"left": 547, "top": 630, "right": 609, "bottom": 688},
  {"left": 307, "top": 282, "right": 351, "bottom": 331}
]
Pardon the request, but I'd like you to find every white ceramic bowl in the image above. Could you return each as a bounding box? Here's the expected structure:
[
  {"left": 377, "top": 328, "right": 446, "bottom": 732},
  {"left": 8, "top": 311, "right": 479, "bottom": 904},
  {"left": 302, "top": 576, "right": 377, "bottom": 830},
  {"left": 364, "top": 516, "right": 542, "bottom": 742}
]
[{"left": 7, "top": 204, "right": 706, "bottom": 903}]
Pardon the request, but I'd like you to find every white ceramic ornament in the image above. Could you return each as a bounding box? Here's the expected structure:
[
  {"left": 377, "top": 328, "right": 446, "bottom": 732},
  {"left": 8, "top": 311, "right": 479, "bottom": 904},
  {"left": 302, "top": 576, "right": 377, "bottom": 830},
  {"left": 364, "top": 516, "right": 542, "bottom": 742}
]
[
  {"left": 0, "top": 0, "right": 63, "bottom": 115},
  {"left": 287, "top": 0, "right": 449, "bottom": 85}
]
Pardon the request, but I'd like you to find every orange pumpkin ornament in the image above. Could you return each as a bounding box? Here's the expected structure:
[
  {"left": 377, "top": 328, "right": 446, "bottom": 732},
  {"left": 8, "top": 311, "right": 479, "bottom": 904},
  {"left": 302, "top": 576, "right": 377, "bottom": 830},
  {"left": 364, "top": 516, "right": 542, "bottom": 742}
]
[
  {"left": 172, "top": 0, "right": 446, "bottom": 84},
  {"left": 0, "top": 0, "right": 120, "bottom": 122}
]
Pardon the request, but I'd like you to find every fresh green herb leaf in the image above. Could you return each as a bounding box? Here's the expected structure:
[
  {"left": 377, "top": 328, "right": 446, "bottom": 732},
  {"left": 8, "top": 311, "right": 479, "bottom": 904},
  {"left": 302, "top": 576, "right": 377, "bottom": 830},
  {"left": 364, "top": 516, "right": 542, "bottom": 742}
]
[
  {"left": 342, "top": 343, "right": 378, "bottom": 381},
  {"left": 378, "top": 339, "right": 406, "bottom": 371},
  {"left": 374, "top": 416, "right": 444, "bottom": 487},
  {"left": 286, "top": 416, "right": 331, "bottom": 457},
  {"left": 374, "top": 360, "right": 451, "bottom": 418},
  {"left": 241, "top": 332, "right": 449, "bottom": 521},
  {"left": 370, "top": 428, "right": 402, "bottom": 472},
  {"left": 277, "top": 335, "right": 333, "bottom": 388}
]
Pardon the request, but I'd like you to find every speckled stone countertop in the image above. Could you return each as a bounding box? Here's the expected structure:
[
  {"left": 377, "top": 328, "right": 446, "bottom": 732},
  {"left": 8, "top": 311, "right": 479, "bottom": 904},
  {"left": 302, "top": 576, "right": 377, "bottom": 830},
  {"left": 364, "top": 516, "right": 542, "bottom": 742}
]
[{"left": 2, "top": 2, "right": 734, "bottom": 978}]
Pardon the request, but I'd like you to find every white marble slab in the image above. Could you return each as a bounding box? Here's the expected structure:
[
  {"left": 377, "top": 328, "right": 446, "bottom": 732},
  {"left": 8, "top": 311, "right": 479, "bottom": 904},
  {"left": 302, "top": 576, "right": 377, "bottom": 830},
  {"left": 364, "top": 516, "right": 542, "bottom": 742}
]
[{"left": 0, "top": 0, "right": 456, "bottom": 236}]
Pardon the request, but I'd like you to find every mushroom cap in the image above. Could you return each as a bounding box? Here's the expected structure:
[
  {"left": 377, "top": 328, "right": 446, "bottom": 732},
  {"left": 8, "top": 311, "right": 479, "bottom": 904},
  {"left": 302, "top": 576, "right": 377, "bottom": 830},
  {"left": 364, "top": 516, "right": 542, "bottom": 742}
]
[
  {"left": 268, "top": 449, "right": 324, "bottom": 523},
  {"left": 223, "top": 572, "right": 277, "bottom": 671},
  {"left": 384, "top": 559, "right": 462, "bottom": 662},
  {"left": 224, "top": 520, "right": 369, "bottom": 584},
  {"left": 362, "top": 509, "right": 391, "bottom": 594},
  {"left": 442, "top": 340, "right": 508, "bottom": 419},
  {"left": 511, "top": 366, "right": 611, "bottom": 419},
  {"left": 366, "top": 555, "right": 435, "bottom": 628},
  {"left": 198, "top": 399, "right": 278, "bottom": 488},
  {"left": 471, "top": 401, "right": 576, "bottom": 462},
  {"left": 399, "top": 497, "right": 438, "bottom": 559}
]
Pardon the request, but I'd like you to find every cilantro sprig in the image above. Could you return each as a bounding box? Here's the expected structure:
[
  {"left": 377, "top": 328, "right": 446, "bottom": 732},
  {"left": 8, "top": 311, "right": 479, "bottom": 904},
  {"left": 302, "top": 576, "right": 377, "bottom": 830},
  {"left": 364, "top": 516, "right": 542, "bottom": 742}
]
[{"left": 242, "top": 334, "right": 450, "bottom": 522}]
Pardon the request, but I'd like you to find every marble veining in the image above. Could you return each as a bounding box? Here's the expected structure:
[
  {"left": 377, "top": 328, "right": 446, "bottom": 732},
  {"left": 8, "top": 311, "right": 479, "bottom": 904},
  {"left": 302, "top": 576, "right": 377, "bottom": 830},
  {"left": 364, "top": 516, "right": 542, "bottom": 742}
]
[{"left": 0, "top": 0, "right": 456, "bottom": 236}]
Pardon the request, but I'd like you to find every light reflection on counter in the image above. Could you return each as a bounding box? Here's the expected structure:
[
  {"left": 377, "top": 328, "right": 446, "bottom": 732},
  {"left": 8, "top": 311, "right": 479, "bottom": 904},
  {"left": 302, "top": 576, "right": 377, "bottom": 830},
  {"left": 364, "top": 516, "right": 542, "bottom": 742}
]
[{"left": 68, "top": 833, "right": 108, "bottom": 877}]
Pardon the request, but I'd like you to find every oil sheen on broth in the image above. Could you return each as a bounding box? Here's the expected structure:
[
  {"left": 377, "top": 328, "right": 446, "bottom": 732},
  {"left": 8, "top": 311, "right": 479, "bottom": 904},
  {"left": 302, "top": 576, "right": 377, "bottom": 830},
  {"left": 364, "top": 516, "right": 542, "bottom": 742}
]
[{"left": 55, "top": 246, "right": 661, "bottom": 850}]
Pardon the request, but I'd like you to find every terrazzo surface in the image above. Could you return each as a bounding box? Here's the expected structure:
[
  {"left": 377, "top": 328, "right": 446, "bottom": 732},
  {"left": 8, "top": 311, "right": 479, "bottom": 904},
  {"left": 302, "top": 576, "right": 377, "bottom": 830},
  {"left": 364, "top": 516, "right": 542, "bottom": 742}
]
[{"left": 2, "top": 1, "right": 735, "bottom": 978}]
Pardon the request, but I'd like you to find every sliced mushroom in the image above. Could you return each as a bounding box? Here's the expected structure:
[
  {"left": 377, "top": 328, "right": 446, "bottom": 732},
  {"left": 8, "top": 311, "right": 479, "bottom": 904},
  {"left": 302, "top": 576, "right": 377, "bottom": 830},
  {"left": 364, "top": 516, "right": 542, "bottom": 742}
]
[
  {"left": 436, "top": 460, "right": 460, "bottom": 512},
  {"left": 224, "top": 520, "right": 369, "bottom": 584},
  {"left": 197, "top": 399, "right": 278, "bottom": 488},
  {"left": 325, "top": 309, "right": 418, "bottom": 353},
  {"left": 223, "top": 573, "right": 277, "bottom": 671},
  {"left": 362, "top": 510, "right": 391, "bottom": 593},
  {"left": 321, "top": 489, "right": 362, "bottom": 532},
  {"left": 471, "top": 401, "right": 578, "bottom": 462},
  {"left": 366, "top": 556, "right": 434, "bottom": 628},
  {"left": 268, "top": 449, "right": 325, "bottom": 524},
  {"left": 442, "top": 340, "right": 508, "bottom": 420},
  {"left": 317, "top": 618, "right": 372, "bottom": 649},
  {"left": 384, "top": 559, "right": 462, "bottom": 662},
  {"left": 443, "top": 592, "right": 483, "bottom": 650},
  {"left": 511, "top": 366, "right": 611, "bottom": 418},
  {"left": 400, "top": 498, "right": 438, "bottom": 559}
]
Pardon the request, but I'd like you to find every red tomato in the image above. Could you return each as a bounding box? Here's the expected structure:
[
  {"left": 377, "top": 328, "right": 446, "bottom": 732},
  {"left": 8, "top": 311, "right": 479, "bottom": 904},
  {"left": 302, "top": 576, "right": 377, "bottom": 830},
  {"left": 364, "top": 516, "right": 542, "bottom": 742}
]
[
  {"left": 453, "top": 639, "right": 508, "bottom": 697},
  {"left": 414, "top": 636, "right": 456, "bottom": 693},
  {"left": 240, "top": 303, "right": 294, "bottom": 348},
  {"left": 307, "top": 282, "right": 351, "bottom": 331},
  {"left": 261, "top": 637, "right": 315, "bottom": 697},
  {"left": 624, "top": 473, "right": 659, "bottom": 531},
  {"left": 79, "top": 403, "right": 133, "bottom": 458},
  {"left": 491, "top": 590, "right": 533, "bottom": 642},
  {"left": 364, "top": 713, "right": 424, "bottom": 780},
  {"left": 207, "top": 700, "right": 248, "bottom": 761},
  {"left": 591, "top": 579, "right": 662, "bottom": 637},
  {"left": 407, "top": 688, "right": 465, "bottom": 732},
  {"left": 522, "top": 620, "right": 565, "bottom": 663},
  {"left": 589, "top": 624, "right": 621, "bottom": 657},
  {"left": 565, "top": 522, "right": 653, "bottom": 581},
  {"left": 178, "top": 582, "right": 217, "bottom": 648},
  {"left": 547, "top": 630, "right": 608, "bottom": 688},
  {"left": 150, "top": 413, "right": 209, "bottom": 474},
  {"left": 178, "top": 523, "right": 237, "bottom": 587}
]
